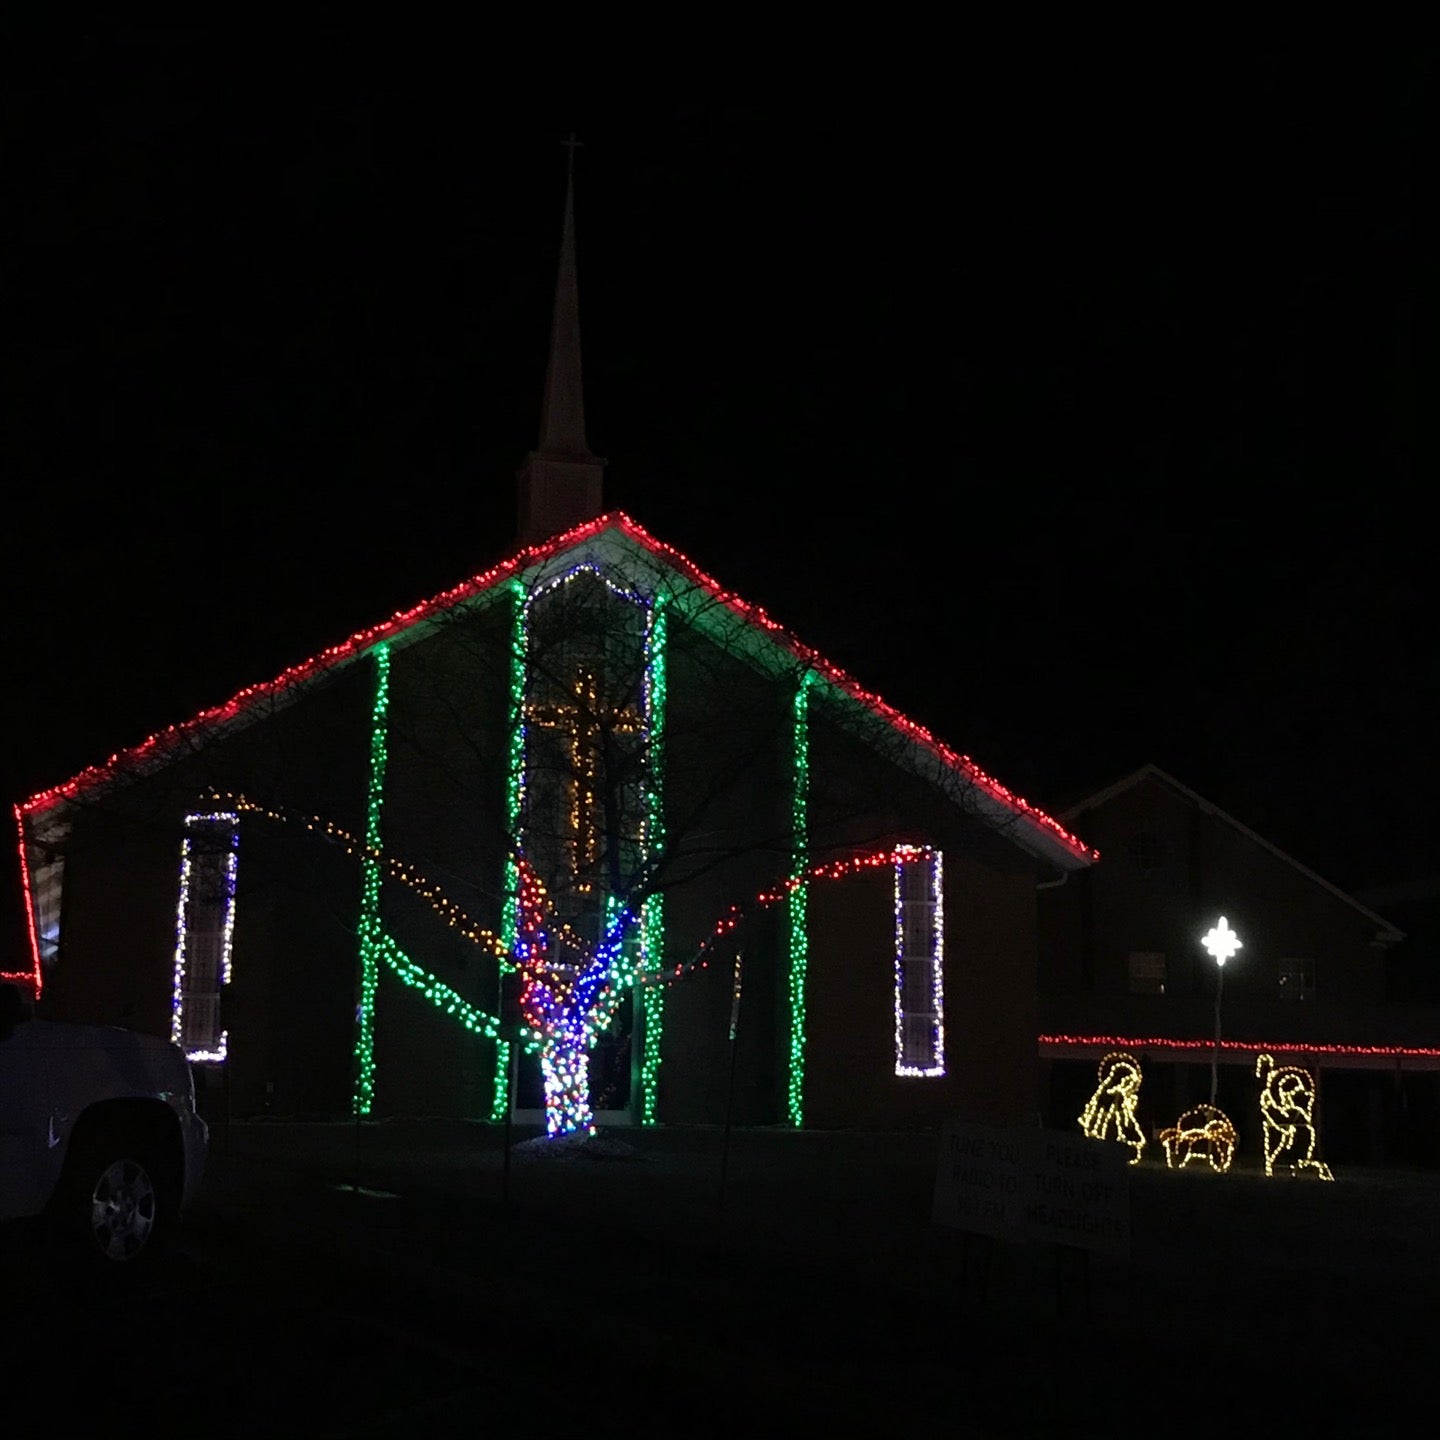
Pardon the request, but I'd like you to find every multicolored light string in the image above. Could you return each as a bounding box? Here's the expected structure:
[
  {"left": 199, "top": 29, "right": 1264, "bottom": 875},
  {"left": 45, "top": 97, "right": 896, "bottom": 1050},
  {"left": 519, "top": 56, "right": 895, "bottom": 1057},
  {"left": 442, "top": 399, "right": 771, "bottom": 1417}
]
[
  {"left": 510, "top": 562, "right": 659, "bottom": 1129},
  {"left": 216, "top": 798, "right": 934, "bottom": 996},
  {"left": 214, "top": 782, "right": 645, "bottom": 1135},
  {"left": 16, "top": 512, "right": 1093, "bottom": 975},
  {"left": 210, "top": 795, "right": 616, "bottom": 973},
  {"left": 13, "top": 508, "right": 1101, "bottom": 1129},
  {"left": 213, "top": 779, "right": 948, "bottom": 1128},
  {"left": 18, "top": 495, "right": 1098, "bottom": 1132},
  {"left": 518, "top": 893, "right": 639, "bottom": 1136},
  {"left": 658, "top": 847, "right": 927, "bottom": 986}
]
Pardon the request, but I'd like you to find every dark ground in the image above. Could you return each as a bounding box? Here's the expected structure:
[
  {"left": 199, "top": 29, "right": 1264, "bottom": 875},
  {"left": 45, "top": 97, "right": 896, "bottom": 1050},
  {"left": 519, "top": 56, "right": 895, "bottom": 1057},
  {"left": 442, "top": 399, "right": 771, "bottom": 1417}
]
[
  {"left": 9, "top": 1117, "right": 1439, "bottom": 1436},
  {"left": 208, "top": 1119, "right": 1440, "bottom": 1435}
]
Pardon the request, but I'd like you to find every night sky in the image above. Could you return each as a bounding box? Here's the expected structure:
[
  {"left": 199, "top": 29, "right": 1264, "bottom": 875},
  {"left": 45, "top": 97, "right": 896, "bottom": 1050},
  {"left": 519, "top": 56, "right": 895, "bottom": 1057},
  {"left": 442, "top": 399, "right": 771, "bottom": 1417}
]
[{"left": 3, "top": 36, "right": 1433, "bottom": 961}]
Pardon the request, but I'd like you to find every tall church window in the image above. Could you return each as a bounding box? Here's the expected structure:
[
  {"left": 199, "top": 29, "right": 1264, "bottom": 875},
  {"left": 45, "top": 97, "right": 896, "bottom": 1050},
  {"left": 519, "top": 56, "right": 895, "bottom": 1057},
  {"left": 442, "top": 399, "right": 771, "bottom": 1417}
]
[
  {"left": 517, "top": 566, "right": 653, "bottom": 1120},
  {"left": 522, "top": 567, "right": 650, "bottom": 940},
  {"left": 170, "top": 811, "right": 240, "bottom": 1062},
  {"left": 894, "top": 845, "right": 945, "bottom": 1076},
  {"left": 528, "top": 666, "right": 646, "bottom": 894}
]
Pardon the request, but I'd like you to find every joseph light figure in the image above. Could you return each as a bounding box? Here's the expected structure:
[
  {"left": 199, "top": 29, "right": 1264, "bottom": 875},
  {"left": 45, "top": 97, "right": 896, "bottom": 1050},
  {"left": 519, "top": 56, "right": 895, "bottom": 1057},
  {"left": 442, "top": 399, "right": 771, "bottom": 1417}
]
[{"left": 1255, "top": 1052, "right": 1334, "bottom": 1181}]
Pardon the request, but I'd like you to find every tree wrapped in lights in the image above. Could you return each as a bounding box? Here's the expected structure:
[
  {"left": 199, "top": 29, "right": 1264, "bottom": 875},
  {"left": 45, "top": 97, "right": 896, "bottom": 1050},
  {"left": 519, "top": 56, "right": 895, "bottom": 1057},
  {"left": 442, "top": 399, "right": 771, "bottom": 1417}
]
[
  {"left": 219, "top": 789, "right": 934, "bottom": 1138},
  {"left": 212, "top": 549, "right": 966, "bottom": 1138},
  {"left": 507, "top": 859, "right": 638, "bottom": 1137}
]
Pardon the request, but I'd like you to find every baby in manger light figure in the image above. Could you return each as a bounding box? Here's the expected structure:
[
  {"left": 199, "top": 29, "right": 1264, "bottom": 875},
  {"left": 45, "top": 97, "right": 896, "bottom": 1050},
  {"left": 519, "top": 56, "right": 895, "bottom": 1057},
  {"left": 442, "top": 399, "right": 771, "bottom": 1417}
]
[{"left": 1077, "top": 1051, "right": 1148, "bottom": 1164}]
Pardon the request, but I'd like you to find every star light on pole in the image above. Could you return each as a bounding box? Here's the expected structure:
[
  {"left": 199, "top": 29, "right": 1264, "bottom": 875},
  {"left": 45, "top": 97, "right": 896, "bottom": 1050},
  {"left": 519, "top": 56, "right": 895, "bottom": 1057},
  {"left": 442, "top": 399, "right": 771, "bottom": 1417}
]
[{"left": 1201, "top": 916, "right": 1243, "bottom": 1102}]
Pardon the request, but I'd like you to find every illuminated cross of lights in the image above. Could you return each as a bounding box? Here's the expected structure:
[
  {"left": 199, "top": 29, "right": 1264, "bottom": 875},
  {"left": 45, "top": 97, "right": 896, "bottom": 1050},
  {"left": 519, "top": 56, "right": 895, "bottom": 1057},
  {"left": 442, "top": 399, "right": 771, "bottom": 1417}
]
[
  {"left": 527, "top": 667, "right": 645, "bottom": 887},
  {"left": 1201, "top": 915, "right": 1243, "bottom": 967}
]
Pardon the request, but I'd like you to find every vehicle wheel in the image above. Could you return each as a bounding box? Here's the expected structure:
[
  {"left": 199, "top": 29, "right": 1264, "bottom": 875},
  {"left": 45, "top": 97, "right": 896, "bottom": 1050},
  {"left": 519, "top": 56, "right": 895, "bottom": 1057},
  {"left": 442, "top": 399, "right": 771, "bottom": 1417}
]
[{"left": 55, "top": 1132, "right": 174, "bottom": 1268}]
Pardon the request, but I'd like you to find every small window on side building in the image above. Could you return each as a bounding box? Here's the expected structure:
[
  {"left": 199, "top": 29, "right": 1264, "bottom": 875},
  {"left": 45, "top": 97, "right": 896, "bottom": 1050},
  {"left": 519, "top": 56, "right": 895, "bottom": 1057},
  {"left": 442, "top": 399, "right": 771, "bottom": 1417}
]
[
  {"left": 1278, "top": 957, "right": 1316, "bottom": 1001},
  {"left": 1127, "top": 951, "right": 1167, "bottom": 996}
]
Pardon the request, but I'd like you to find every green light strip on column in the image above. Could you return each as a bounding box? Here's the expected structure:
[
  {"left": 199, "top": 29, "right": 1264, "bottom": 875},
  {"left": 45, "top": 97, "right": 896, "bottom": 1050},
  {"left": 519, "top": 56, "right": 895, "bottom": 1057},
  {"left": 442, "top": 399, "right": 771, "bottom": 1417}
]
[
  {"left": 492, "top": 578, "right": 527, "bottom": 1122},
  {"left": 353, "top": 641, "right": 391, "bottom": 1117},
  {"left": 787, "top": 671, "right": 813, "bottom": 1127}
]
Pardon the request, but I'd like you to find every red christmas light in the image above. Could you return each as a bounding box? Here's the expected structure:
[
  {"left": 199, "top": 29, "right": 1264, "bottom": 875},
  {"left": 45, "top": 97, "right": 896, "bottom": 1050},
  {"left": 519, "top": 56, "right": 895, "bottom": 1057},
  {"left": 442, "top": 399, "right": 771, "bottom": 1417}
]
[
  {"left": 1040, "top": 1033, "right": 1440, "bottom": 1062},
  {"left": 5, "top": 804, "right": 43, "bottom": 998},
  {"left": 18, "top": 513, "right": 1097, "bottom": 868}
]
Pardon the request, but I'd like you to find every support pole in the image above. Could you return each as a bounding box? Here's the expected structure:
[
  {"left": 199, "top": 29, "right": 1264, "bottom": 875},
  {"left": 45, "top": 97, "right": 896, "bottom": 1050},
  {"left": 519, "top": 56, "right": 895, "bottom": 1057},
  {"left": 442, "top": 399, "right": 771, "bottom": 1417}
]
[
  {"left": 1211, "top": 965, "right": 1224, "bottom": 1104},
  {"left": 718, "top": 950, "right": 744, "bottom": 1208}
]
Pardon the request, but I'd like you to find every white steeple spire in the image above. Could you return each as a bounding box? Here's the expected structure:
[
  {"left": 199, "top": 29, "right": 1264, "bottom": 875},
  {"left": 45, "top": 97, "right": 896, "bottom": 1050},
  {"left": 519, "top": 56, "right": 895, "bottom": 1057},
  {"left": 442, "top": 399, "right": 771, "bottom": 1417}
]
[{"left": 516, "top": 134, "right": 606, "bottom": 542}]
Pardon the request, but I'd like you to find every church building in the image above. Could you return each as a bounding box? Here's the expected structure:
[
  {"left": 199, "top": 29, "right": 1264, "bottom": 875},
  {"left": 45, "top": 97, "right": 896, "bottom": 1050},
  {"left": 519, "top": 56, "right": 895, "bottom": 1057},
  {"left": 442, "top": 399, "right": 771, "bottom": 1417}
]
[{"left": 8, "top": 157, "right": 1097, "bottom": 1137}]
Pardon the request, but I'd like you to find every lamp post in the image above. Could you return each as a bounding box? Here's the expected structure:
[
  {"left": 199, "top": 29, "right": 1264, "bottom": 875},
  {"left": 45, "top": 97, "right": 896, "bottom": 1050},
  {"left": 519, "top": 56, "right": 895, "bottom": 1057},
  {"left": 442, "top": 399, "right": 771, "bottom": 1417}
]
[{"left": 1200, "top": 916, "right": 1243, "bottom": 1103}]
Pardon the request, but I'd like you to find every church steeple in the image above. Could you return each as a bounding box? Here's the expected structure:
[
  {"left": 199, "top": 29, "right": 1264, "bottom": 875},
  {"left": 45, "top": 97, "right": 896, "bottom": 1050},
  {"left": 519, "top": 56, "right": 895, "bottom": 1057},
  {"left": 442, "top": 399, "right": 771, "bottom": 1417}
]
[{"left": 516, "top": 134, "right": 606, "bottom": 542}]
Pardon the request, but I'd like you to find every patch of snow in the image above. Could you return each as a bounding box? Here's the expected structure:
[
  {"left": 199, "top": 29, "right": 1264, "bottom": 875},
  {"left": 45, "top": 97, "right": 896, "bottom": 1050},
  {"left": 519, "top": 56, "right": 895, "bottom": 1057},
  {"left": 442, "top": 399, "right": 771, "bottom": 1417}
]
[{"left": 513, "top": 1132, "right": 645, "bottom": 1163}]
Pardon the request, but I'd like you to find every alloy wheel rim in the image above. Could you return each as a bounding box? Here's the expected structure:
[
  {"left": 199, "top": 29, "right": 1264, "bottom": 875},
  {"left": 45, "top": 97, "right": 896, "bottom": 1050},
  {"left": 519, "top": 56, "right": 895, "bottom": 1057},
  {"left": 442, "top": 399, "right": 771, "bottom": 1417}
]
[{"left": 90, "top": 1159, "right": 156, "bottom": 1261}]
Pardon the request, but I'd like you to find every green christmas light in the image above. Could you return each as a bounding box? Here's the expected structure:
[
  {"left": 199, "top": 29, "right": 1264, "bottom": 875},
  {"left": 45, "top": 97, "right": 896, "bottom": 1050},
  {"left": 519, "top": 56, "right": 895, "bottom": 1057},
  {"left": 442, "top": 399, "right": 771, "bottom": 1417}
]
[
  {"left": 506, "top": 562, "right": 662, "bottom": 1131},
  {"left": 639, "top": 595, "right": 668, "bottom": 1125},
  {"left": 378, "top": 932, "right": 535, "bottom": 1049},
  {"left": 353, "top": 642, "right": 391, "bottom": 1117},
  {"left": 787, "top": 672, "right": 813, "bottom": 1127},
  {"left": 492, "top": 578, "right": 528, "bottom": 1121}
]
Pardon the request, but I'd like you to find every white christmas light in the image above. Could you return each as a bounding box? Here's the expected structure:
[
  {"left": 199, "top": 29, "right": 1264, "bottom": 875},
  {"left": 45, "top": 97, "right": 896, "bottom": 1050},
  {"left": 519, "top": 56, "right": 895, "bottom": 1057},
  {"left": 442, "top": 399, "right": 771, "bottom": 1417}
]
[{"left": 1201, "top": 916, "right": 1243, "bottom": 966}]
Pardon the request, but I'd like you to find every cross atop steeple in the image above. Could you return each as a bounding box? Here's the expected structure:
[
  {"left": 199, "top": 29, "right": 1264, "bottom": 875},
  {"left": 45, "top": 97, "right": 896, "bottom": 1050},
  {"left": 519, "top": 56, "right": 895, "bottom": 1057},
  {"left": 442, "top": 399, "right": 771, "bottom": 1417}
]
[{"left": 516, "top": 135, "right": 606, "bottom": 542}]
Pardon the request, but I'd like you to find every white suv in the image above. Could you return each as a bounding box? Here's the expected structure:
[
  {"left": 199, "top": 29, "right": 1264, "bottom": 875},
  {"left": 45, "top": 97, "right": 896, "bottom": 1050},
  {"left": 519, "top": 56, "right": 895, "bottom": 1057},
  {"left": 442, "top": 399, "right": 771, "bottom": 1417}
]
[{"left": 0, "top": 982, "right": 208, "bottom": 1266}]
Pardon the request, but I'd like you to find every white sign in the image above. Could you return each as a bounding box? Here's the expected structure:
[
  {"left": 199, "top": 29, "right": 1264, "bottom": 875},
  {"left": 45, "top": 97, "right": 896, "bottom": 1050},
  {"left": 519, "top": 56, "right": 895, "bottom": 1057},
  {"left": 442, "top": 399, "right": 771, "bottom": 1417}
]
[
  {"left": 1025, "top": 1128, "right": 1131, "bottom": 1257},
  {"left": 931, "top": 1120, "right": 1029, "bottom": 1241},
  {"left": 933, "top": 1120, "right": 1131, "bottom": 1257}
]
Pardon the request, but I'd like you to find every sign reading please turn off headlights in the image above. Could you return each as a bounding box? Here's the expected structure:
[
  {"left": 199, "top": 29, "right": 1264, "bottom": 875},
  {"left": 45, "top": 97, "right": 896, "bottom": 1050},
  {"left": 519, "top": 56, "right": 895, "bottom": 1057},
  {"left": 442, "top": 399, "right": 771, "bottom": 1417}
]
[{"left": 932, "top": 1119, "right": 1131, "bottom": 1258}]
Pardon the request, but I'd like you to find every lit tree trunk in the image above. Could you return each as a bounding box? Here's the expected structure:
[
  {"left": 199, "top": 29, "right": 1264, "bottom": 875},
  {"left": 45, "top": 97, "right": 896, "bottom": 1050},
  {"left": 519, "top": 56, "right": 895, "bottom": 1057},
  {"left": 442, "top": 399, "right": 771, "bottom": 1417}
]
[{"left": 538, "top": 1029, "right": 594, "bottom": 1137}]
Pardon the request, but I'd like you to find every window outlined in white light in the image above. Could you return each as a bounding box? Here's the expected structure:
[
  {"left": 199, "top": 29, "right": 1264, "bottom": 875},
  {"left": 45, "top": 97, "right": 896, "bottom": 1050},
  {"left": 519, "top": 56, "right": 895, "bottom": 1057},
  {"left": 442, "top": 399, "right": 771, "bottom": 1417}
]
[
  {"left": 170, "top": 811, "right": 240, "bottom": 1063},
  {"left": 894, "top": 845, "right": 944, "bottom": 1077}
]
